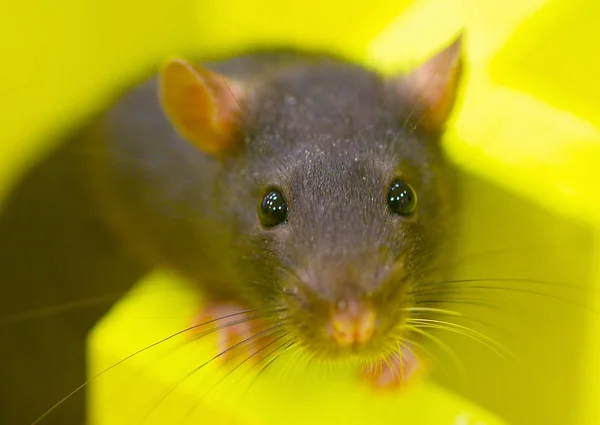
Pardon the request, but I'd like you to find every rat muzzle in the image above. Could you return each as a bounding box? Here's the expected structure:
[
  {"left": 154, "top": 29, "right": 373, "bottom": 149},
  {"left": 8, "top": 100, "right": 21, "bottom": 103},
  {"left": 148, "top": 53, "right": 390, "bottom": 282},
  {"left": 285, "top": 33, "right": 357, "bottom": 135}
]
[{"left": 329, "top": 298, "right": 376, "bottom": 347}]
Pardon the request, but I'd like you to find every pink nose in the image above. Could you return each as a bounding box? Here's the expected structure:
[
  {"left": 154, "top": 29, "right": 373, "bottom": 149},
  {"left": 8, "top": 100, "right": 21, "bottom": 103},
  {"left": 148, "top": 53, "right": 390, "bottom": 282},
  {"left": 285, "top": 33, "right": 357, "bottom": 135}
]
[{"left": 330, "top": 298, "right": 376, "bottom": 346}]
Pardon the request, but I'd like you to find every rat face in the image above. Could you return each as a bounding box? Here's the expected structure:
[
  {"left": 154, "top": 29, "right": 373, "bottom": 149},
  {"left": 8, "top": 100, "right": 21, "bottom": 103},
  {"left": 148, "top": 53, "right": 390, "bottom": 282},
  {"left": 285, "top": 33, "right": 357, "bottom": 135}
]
[
  {"left": 212, "top": 55, "right": 458, "bottom": 362},
  {"left": 236, "top": 71, "right": 454, "bottom": 361},
  {"left": 159, "top": 40, "right": 462, "bottom": 363},
  {"left": 271, "top": 162, "right": 447, "bottom": 358}
]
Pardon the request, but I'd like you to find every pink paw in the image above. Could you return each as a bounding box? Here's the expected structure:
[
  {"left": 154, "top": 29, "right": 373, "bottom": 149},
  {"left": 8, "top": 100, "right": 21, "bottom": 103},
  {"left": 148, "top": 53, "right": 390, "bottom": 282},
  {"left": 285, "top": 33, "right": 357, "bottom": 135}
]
[
  {"left": 362, "top": 345, "right": 425, "bottom": 390},
  {"left": 191, "top": 303, "right": 268, "bottom": 363}
]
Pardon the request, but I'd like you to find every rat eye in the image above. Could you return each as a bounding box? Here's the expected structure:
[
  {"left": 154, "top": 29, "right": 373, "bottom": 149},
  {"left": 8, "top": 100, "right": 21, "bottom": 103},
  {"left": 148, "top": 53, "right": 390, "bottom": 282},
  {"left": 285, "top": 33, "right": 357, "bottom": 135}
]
[
  {"left": 258, "top": 189, "right": 288, "bottom": 227},
  {"left": 387, "top": 179, "right": 417, "bottom": 216}
]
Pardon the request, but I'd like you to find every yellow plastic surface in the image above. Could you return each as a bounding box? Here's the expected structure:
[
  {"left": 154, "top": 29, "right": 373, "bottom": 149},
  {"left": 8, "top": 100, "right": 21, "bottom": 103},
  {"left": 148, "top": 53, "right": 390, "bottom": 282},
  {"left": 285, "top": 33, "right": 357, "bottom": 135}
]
[
  {"left": 88, "top": 270, "right": 506, "bottom": 425},
  {"left": 1, "top": 0, "right": 600, "bottom": 424}
]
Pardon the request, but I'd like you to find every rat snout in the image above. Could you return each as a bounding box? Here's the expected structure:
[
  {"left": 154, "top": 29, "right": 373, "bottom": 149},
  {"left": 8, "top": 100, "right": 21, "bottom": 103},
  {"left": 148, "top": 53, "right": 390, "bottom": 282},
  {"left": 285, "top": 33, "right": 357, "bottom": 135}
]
[{"left": 329, "top": 298, "right": 376, "bottom": 347}]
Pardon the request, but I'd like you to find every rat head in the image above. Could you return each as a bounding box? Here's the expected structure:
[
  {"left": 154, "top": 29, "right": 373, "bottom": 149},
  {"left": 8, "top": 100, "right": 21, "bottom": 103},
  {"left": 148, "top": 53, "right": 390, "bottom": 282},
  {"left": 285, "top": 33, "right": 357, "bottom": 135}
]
[{"left": 159, "top": 38, "right": 463, "bottom": 362}]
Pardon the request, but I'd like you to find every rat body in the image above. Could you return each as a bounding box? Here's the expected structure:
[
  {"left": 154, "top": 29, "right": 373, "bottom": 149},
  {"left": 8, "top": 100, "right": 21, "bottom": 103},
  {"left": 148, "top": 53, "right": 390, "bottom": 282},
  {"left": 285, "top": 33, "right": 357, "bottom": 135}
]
[{"left": 83, "top": 44, "right": 462, "bottom": 371}]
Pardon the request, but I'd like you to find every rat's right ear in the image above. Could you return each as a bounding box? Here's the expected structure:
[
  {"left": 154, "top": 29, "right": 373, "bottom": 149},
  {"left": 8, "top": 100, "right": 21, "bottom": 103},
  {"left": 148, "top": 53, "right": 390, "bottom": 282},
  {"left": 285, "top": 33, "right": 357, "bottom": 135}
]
[
  {"left": 159, "top": 58, "right": 246, "bottom": 156},
  {"left": 392, "top": 35, "right": 464, "bottom": 133}
]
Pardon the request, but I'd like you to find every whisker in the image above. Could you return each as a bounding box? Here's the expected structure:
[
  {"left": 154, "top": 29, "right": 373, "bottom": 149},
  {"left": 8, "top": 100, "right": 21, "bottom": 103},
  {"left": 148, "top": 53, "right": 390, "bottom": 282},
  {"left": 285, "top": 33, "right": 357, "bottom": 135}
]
[
  {"left": 406, "top": 325, "right": 465, "bottom": 373},
  {"left": 30, "top": 305, "right": 278, "bottom": 425},
  {"left": 276, "top": 338, "right": 308, "bottom": 383},
  {"left": 415, "top": 297, "right": 572, "bottom": 339},
  {"left": 399, "top": 343, "right": 421, "bottom": 383},
  {"left": 416, "top": 244, "right": 581, "bottom": 278},
  {"left": 399, "top": 110, "right": 416, "bottom": 135},
  {"left": 241, "top": 335, "right": 295, "bottom": 385},
  {"left": 240, "top": 339, "right": 297, "bottom": 398},
  {"left": 221, "top": 75, "right": 244, "bottom": 113},
  {"left": 119, "top": 309, "right": 288, "bottom": 398},
  {"left": 285, "top": 340, "right": 308, "bottom": 373},
  {"left": 410, "top": 284, "right": 594, "bottom": 313},
  {"left": 398, "top": 341, "right": 416, "bottom": 365},
  {"left": 296, "top": 344, "right": 314, "bottom": 378},
  {"left": 407, "top": 308, "right": 515, "bottom": 338},
  {"left": 414, "top": 297, "right": 516, "bottom": 310},
  {"left": 406, "top": 115, "right": 425, "bottom": 137},
  {"left": 282, "top": 338, "right": 318, "bottom": 381},
  {"left": 399, "top": 338, "right": 443, "bottom": 375},
  {"left": 0, "top": 293, "right": 125, "bottom": 326},
  {"left": 402, "top": 307, "right": 462, "bottom": 316},
  {"left": 384, "top": 346, "right": 398, "bottom": 378},
  {"left": 411, "top": 322, "right": 506, "bottom": 361},
  {"left": 382, "top": 110, "right": 415, "bottom": 161},
  {"left": 408, "top": 319, "right": 514, "bottom": 360},
  {"left": 363, "top": 356, "right": 378, "bottom": 378},
  {"left": 180, "top": 329, "right": 288, "bottom": 424},
  {"left": 187, "top": 310, "right": 287, "bottom": 345},
  {"left": 0, "top": 285, "right": 204, "bottom": 326},
  {"left": 415, "top": 277, "right": 591, "bottom": 292},
  {"left": 138, "top": 323, "right": 284, "bottom": 424}
]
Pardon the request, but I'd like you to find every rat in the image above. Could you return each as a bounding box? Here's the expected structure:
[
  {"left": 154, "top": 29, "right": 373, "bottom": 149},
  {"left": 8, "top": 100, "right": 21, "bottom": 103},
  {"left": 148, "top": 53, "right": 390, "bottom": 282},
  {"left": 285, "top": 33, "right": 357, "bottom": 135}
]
[{"left": 79, "top": 37, "right": 463, "bottom": 388}]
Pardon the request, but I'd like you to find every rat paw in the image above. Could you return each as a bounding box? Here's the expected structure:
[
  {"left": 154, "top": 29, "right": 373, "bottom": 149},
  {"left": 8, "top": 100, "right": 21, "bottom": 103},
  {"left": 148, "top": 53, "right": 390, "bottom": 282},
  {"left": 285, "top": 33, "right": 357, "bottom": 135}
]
[
  {"left": 361, "top": 345, "right": 425, "bottom": 391},
  {"left": 191, "top": 303, "right": 271, "bottom": 364}
]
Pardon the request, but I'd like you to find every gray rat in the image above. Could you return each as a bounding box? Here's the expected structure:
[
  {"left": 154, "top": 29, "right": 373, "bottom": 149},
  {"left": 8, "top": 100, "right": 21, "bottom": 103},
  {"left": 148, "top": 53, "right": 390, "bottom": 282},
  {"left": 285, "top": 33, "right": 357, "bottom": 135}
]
[{"left": 81, "top": 38, "right": 463, "bottom": 386}]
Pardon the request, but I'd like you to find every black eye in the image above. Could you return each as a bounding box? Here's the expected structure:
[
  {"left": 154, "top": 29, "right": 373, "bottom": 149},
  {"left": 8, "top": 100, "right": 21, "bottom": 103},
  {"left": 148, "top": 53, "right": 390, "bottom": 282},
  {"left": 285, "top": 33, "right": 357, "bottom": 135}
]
[
  {"left": 387, "top": 179, "right": 417, "bottom": 216},
  {"left": 258, "top": 189, "right": 288, "bottom": 227}
]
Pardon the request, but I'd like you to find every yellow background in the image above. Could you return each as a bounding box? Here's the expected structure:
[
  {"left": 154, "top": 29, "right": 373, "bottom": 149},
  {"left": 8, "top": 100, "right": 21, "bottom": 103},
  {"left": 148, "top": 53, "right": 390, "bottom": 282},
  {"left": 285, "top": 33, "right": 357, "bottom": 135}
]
[{"left": 1, "top": 0, "right": 599, "bottom": 424}]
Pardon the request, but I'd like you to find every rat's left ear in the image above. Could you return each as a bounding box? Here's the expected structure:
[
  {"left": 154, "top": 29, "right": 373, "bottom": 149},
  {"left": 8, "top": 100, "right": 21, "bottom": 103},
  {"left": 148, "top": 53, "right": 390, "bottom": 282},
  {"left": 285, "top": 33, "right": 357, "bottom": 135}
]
[
  {"left": 393, "top": 35, "right": 463, "bottom": 132},
  {"left": 159, "top": 58, "right": 246, "bottom": 156}
]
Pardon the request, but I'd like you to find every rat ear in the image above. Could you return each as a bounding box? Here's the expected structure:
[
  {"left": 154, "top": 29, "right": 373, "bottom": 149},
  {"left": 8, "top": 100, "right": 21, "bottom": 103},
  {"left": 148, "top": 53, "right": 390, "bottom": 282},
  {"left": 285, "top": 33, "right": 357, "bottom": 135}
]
[
  {"left": 159, "top": 58, "right": 246, "bottom": 155},
  {"left": 394, "top": 35, "right": 463, "bottom": 132}
]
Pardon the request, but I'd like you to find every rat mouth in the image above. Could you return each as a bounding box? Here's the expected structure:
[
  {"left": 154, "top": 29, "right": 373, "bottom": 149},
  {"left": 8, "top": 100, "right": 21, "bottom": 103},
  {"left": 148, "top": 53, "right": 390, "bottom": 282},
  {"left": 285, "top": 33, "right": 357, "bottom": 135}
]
[
  {"left": 283, "top": 300, "right": 411, "bottom": 362},
  {"left": 302, "top": 325, "right": 408, "bottom": 362},
  {"left": 278, "top": 262, "right": 414, "bottom": 362}
]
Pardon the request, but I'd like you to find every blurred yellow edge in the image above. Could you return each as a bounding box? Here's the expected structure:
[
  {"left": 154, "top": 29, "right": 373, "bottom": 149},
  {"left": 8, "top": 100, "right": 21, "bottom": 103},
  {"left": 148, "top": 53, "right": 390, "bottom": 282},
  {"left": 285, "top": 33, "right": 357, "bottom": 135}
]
[{"left": 88, "top": 269, "right": 507, "bottom": 425}]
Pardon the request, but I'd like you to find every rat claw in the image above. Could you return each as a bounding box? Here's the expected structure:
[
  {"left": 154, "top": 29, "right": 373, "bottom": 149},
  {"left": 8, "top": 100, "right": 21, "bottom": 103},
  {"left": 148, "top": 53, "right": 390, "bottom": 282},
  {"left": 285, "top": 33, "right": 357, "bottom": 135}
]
[
  {"left": 191, "top": 303, "right": 270, "bottom": 364},
  {"left": 361, "top": 345, "right": 425, "bottom": 391}
]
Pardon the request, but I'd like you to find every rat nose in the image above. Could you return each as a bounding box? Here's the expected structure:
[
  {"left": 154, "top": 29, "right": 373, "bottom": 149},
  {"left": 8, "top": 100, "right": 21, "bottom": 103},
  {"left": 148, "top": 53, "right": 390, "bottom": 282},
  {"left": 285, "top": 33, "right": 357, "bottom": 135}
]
[{"left": 329, "top": 298, "right": 376, "bottom": 346}]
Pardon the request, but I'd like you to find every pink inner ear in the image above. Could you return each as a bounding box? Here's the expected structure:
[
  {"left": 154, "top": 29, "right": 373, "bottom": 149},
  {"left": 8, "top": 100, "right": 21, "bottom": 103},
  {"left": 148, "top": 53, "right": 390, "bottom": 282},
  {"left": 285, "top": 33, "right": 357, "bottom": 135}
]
[
  {"left": 407, "top": 37, "right": 463, "bottom": 131},
  {"left": 159, "top": 58, "right": 246, "bottom": 155},
  {"left": 199, "top": 70, "right": 246, "bottom": 138}
]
